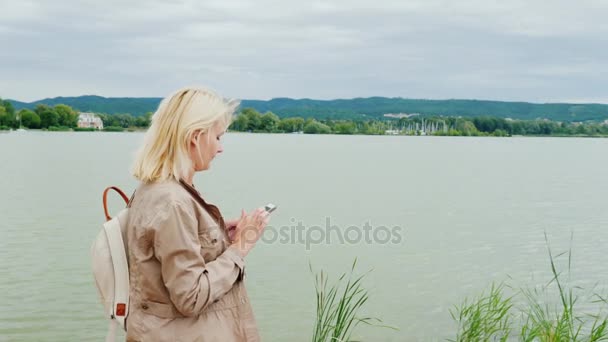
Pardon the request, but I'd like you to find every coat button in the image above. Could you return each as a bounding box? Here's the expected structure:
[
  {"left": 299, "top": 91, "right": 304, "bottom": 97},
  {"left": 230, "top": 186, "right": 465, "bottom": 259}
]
[
  {"left": 241, "top": 298, "right": 246, "bottom": 304},
  {"left": 141, "top": 304, "right": 149, "bottom": 310}
]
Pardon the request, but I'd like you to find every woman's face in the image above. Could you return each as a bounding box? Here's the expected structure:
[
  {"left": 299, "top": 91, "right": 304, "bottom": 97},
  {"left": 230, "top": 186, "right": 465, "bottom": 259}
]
[{"left": 190, "top": 122, "right": 225, "bottom": 171}]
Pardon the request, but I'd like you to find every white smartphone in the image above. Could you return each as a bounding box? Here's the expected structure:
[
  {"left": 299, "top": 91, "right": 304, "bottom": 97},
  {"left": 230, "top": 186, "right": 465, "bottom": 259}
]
[{"left": 264, "top": 203, "right": 277, "bottom": 213}]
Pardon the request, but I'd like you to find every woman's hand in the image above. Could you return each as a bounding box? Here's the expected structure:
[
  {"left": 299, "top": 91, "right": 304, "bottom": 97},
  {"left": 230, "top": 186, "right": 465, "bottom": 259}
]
[
  {"left": 230, "top": 208, "right": 269, "bottom": 258},
  {"left": 224, "top": 217, "right": 240, "bottom": 242}
]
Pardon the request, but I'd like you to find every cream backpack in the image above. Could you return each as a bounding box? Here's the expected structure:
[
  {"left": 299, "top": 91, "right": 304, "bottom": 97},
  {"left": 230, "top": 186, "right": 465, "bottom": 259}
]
[{"left": 91, "top": 186, "right": 132, "bottom": 342}]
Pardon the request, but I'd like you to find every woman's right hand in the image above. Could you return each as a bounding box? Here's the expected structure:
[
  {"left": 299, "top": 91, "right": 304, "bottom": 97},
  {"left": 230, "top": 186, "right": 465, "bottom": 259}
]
[{"left": 230, "top": 208, "right": 269, "bottom": 258}]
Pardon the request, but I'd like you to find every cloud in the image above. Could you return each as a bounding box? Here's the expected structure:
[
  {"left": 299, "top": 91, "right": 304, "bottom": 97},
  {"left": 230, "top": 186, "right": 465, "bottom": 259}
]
[{"left": 0, "top": 0, "right": 606, "bottom": 103}]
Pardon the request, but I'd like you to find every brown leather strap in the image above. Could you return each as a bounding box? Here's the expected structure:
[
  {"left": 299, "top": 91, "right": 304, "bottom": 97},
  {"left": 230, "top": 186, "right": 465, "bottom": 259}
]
[
  {"left": 103, "top": 186, "right": 130, "bottom": 221},
  {"left": 178, "top": 180, "right": 226, "bottom": 230}
]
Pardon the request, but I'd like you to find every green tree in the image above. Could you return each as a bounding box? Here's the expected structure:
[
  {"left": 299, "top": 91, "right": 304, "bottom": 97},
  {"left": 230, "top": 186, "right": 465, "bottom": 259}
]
[
  {"left": 103, "top": 114, "right": 119, "bottom": 127},
  {"left": 447, "top": 128, "right": 462, "bottom": 136},
  {"left": 39, "top": 108, "right": 59, "bottom": 128},
  {"left": 511, "top": 121, "right": 526, "bottom": 135},
  {"left": 241, "top": 108, "right": 261, "bottom": 131},
  {"left": 121, "top": 114, "right": 135, "bottom": 128},
  {"left": 97, "top": 113, "right": 108, "bottom": 127},
  {"left": 293, "top": 117, "right": 305, "bottom": 132},
  {"left": 260, "top": 112, "right": 280, "bottom": 132},
  {"left": 360, "top": 122, "right": 372, "bottom": 135},
  {"left": 455, "top": 120, "right": 479, "bottom": 136},
  {"left": 231, "top": 114, "right": 249, "bottom": 131},
  {"left": 303, "top": 120, "right": 331, "bottom": 134},
  {"left": 278, "top": 117, "right": 305, "bottom": 133},
  {"left": 334, "top": 121, "right": 356, "bottom": 134},
  {"left": 278, "top": 118, "right": 294, "bottom": 133},
  {"left": 0, "top": 101, "right": 17, "bottom": 128},
  {"left": 34, "top": 104, "right": 51, "bottom": 116},
  {"left": 35, "top": 104, "right": 55, "bottom": 129},
  {"left": 492, "top": 129, "right": 509, "bottom": 137},
  {"left": 54, "top": 104, "right": 78, "bottom": 127},
  {"left": 360, "top": 122, "right": 384, "bottom": 135},
  {"left": 575, "top": 124, "right": 588, "bottom": 135},
  {"left": 537, "top": 121, "right": 556, "bottom": 135},
  {"left": 0, "top": 105, "right": 6, "bottom": 126},
  {"left": 2, "top": 100, "right": 15, "bottom": 116},
  {"left": 473, "top": 116, "right": 511, "bottom": 134},
  {"left": 525, "top": 121, "right": 541, "bottom": 135},
  {"left": 135, "top": 112, "right": 152, "bottom": 128},
  {"left": 19, "top": 109, "right": 41, "bottom": 128},
  {"left": 103, "top": 113, "right": 136, "bottom": 128}
]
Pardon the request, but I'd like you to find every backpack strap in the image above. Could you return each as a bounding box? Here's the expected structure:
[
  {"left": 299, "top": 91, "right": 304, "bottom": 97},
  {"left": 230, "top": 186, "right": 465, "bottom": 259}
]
[
  {"left": 178, "top": 180, "right": 226, "bottom": 231},
  {"left": 103, "top": 187, "right": 130, "bottom": 221},
  {"left": 101, "top": 185, "right": 132, "bottom": 335},
  {"left": 103, "top": 216, "right": 130, "bottom": 330}
]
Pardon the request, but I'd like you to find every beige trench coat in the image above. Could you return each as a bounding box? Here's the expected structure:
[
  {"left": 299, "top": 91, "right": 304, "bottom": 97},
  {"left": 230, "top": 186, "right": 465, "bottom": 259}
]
[{"left": 125, "top": 179, "right": 259, "bottom": 342}]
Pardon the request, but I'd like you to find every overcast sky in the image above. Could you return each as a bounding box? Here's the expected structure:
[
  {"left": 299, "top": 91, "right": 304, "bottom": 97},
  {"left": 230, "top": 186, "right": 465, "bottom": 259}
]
[{"left": 1, "top": 0, "right": 607, "bottom": 103}]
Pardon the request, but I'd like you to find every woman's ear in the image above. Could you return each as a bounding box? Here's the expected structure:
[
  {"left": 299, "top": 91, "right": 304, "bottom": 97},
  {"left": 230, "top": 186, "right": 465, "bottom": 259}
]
[{"left": 190, "top": 129, "right": 202, "bottom": 146}]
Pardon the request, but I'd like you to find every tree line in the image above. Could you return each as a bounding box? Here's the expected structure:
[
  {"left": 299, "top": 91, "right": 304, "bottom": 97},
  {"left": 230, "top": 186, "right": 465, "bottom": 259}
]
[
  {"left": 96, "top": 113, "right": 152, "bottom": 130},
  {"left": 0, "top": 98, "right": 152, "bottom": 131},
  {"left": 242, "top": 97, "right": 608, "bottom": 122},
  {"left": 395, "top": 116, "right": 608, "bottom": 137},
  {"left": 9, "top": 95, "right": 608, "bottom": 121},
  {"left": 0, "top": 100, "right": 79, "bottom": 130},
  {"left": 231, "top": 108, "right": 386, "bottom": 134},
  {"left": 3, "top": 99, "right": 608, "bottom": 137},
  {"left": 228, "top": 108, "right": 608, "bottom": 137}
]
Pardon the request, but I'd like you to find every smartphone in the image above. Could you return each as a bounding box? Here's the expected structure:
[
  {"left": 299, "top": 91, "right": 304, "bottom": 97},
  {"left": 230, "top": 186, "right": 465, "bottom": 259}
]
[{"left": 264, "top": 203, "right": 277, "bottom": 213}]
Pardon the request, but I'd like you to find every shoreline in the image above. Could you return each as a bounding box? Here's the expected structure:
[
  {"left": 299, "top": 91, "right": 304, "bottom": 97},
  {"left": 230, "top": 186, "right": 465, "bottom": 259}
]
[{"left": 2, "top": 128, "right": 608, "bottom": 138}]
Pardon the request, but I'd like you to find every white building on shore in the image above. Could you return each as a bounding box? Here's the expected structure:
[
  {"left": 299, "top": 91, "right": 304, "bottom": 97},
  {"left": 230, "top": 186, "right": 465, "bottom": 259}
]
[{"left": 77, "top": 112, "right": 104, "bottom": 130}]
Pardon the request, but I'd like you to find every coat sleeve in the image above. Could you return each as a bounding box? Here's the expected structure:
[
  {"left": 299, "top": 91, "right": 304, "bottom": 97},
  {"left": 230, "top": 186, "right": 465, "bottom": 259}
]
[{"left": 152, "top": 202, "right": 245, "bottom": 317}]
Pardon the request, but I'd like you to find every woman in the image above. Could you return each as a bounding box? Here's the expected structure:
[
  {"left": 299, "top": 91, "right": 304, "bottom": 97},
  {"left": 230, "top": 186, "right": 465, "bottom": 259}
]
[{"left": 126, "top": 87, "right": 268, "bottom": 341}]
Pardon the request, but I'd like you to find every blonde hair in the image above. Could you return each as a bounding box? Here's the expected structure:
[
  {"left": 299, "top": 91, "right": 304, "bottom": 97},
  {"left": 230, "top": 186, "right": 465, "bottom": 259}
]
[{"left": 131, "top": 86, "right": 238, "bottom": 183}]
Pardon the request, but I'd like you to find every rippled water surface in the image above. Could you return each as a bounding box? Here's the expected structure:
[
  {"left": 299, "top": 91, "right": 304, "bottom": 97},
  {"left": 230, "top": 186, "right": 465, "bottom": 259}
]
[{"left": 2, "top": 132, "right": 608, "bottom": 341}]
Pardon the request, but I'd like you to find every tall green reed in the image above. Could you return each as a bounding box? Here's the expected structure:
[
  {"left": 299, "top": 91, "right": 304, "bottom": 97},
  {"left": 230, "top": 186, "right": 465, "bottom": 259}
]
[
  {"left": 450, "top": 233, "right": 608, "bottom": 341},
  {"left": 310, "top": 259, "right": 396, "bottom": 342},
  {"left": 449, "top": 283, "right": 513, "bottom": 342}
]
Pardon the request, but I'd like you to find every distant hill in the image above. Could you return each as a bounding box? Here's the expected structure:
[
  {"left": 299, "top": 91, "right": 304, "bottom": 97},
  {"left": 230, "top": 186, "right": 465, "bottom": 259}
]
[
  {"left": 6, "top": 95, "right": 608, "bottom": 122},
  {"left": 8, "top": 95, "right": 161, "bottom": 117}
]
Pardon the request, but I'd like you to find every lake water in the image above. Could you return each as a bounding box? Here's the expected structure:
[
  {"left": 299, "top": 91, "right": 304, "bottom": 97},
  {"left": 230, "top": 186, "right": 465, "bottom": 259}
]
[{"left": 1, "top": 131, "right": 608, "bottom": 341}]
